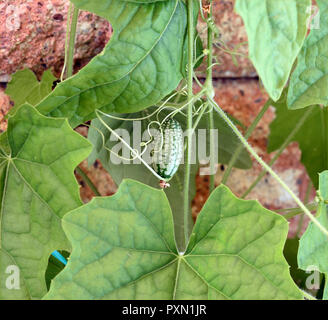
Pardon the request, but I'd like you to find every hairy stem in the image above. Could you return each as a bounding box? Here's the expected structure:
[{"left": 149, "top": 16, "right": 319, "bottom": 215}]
[
  {"left": 183, "top": 0, "right": 195, "bottom": 249},
  {"left": 296, "top": 181, "right": 313, "bottom": 237},
  {"left": 192, "top": 101, "right": 209, "bottom": 131},
  {"left": 76, "top": 166, "right": 101, "bottom": 197},
  {"left": 205, "top": 1, "right": 216, "bottom": 193},
  {"left": 66, "top": 6, "right": 79, "bottom": 78},
  {"left": 60, "top": 2, "right": 72, "bottom": 82},
  {"left": 278, "top": 202, "right": 316, "bottom": 214},
  {"left": 222, "top": 99, "right": 272, "bottom": 185},
  {"left": 242, "top": 106, "right": 314, "bottom": 198},
  {"left": 279, "top": 203, "right": 317, "bottom": 220},
  {"left": 209, "top": 97, "right": 328, "bottom": 238},
  {"left": 208, "top": 111, "right": 216, "bottom": 192}
]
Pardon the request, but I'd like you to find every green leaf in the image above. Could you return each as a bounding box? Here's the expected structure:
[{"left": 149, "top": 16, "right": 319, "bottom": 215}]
[
  {"left": 288, "top": 0, "right": 328, "bottom": 109},
  {"left": 235, "top": 0, "right": 310, "bottom": 101},
  {"left": 298, "top": 171, "right": 328, "bottom": 299},
  {"left": 0, "top": 104, "right": 91, "bottom": 300},
  {"left": 44, "top": 180, "right": 301, "bottom": 300},
  {"left": 5, "top": 69, "right": 56, "bottom": 117},
  {"left": 36, "top": 0, "right": 187, "bottom": 128},
  {"left": 268, "top": 93, "right": 328, "bottom": 188}
]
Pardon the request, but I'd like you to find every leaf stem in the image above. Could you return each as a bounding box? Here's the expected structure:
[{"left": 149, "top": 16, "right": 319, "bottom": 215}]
[
  {"left": 281, "top": 203, "right": 317, "bottom": 220},
  {"left": 205, "top": 1, "right": 216, "bottom": 193},
  {"left": 183, "top": 0, "right": 195, "bottom": 249},
  {"left": 208, "top": 111, "right": 216, "bottom": 192},
  {"left": 76, "top": 166, "right": 101, "bottom": 197},
  {"left": 296, "top": 181, "right": 312, "bottom": 237},
  {"left": 221, "top": 99, "right": 272, "bottom": 185},
  {"left": 60, "top": 2, "right": 72, "bottom": 82},
  {"left": 209, "top": 97, "right": 328, "bottom": 238},
  {"left": 241, "top": 106, "right": 314, "bottom": 198},
  {"left": 192, "top": 101, "right": 209, "bottom": 131},
  {"left": 204, "top": 1, "right": 214, "bottom": 98},
  {"left": 66, "top": 6, "right": 79, "bottom": 78}
]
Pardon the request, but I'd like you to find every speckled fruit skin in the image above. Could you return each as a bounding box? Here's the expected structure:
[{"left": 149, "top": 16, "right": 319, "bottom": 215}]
[{"left": 153, "top": 119, "right": 184, "bottom": 181}]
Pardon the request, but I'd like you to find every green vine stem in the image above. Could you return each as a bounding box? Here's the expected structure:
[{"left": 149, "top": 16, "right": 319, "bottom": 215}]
[
  {"left": 296, "top": 181, "right": 313, "bottom": 237},
  {"left": 208, "top": 110, "right": 216, "bottom": 192},
  {"left": 60, "top": 2, "right": 72, "bottom": 82},
  {"left": 183, "top": 0, "right": 195, "bottom": 249},
  {"left": 66, "top": 6, "right": 80, "bottom": 78},
  {"left": 277, "top": 202, "right": 317, "bottom": 220},
  {"left": 241, "top": 106, "right": 314, "bottom": 198},
  {"left": 221, "top": 99, "right": 272, "bottom": 185},
  {"left": 208, "top": 97, "right": 328, "bottom": 238},
  {"left": 61, "top": 3, "right": 79, "bottom": 80},
  {"left": 192, "top": 99, "right": 208, "bottom": 131},
  {"left": 204, "top": 1, "right": 216, "bottom": 193},
  {"left": 61, "top": 3, "right": 103, "bottom": 198},
  {"left": 76, "top": 166, "right": 101, "bottom": 197}
]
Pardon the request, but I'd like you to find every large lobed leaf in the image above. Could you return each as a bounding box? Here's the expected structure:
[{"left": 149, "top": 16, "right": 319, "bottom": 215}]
[
  {"left": 36, "top": 0, "right": 187, "bottom": 128},
  {"left": 0, "top": 104, "right": 91, "bottom": 300},
  {"left": 45, "top": 179, "right": 302, "bottom": 300},
  {"left": 287, "top": 0, "right": 328, "bottom": 109},
  {"left": 235, "top": 0, "right": 310, "bottom": 101},
  {"left": 298, "top": 171, "right": 328, "bottom": 299},
  {"left": 268, "top": 92, "right": 328, "bottom": 188}
]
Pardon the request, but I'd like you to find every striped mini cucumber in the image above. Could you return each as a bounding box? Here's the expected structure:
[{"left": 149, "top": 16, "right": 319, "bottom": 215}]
[{"left": 153, "top": 119, "right": 184, "bottom": 181}]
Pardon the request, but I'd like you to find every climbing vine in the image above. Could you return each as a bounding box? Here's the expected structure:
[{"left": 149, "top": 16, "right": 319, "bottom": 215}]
[{"left": 1, "top": 0, "right": 328, "bottom": 300}]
